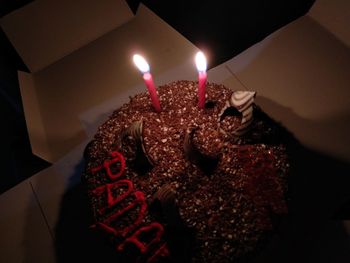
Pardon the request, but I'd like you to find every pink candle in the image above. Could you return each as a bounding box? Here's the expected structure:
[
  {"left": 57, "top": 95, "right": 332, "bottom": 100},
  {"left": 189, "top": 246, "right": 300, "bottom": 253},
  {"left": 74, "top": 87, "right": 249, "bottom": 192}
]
[
  {"left": 198, "top": 71, "right": 207, "bottom": 109},
  {"left": 133, "top": 54, "right": 161, "bottom": 112},
  {"left": 143, "top": 72, "right": 161, "bottom": 112},
  {"left": 195, "top": 52, "right": 207, "bottom": 109}
]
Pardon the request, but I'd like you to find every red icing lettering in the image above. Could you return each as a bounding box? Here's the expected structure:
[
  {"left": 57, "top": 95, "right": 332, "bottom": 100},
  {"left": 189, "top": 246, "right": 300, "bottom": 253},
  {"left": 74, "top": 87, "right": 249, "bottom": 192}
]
[
  {"left": 95, "top": 191, "right": 147, "bottom": 237},
  {"left": 117, "top": 222, "right": 165, "bottom": 253},
  {"left": 91, "top": 151, "right": 126, "bottom": 181},
  {"left": 90, "top": 151, "right": 170, "bottom": 261},
  {"left": 92, "top": 179, "right": 134, "bottom": 215},
  {"left": 147, "top": 243, "right": 170, "bottom": 263},
  {"left": 117, "top": 222, "right": 169, "bottom": 262}
]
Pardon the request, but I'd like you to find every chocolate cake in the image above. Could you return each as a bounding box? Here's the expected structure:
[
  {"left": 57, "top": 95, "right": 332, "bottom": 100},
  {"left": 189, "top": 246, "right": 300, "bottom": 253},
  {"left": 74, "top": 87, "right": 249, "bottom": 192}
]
[{"left": 82, "top": 80, "right": 289, "bottom": 262}]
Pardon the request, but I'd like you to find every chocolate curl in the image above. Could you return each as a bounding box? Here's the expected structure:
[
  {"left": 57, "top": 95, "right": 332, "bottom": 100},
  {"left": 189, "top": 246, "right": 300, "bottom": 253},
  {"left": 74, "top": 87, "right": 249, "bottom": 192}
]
[
  {"left": 149, "top": 184, "right": 194, "bottom": 263},
  {"left": 150, "top": 184, "right": 181, "bottom": 227},
  {"left": 183, "top": 128, "right": 219, "bottom": 174},
  {"left": 119, "top": 120, "right": 153, "bottom": 174},
  {"left": 219, "top": 91, "right": 256, "bottom": 137}
]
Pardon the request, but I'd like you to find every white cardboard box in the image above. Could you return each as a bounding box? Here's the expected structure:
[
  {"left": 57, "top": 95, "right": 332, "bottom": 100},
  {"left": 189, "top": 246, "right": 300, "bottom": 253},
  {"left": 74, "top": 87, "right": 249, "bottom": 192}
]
[{"left": 1, "top": 1, "right": 350, "bottom": 262}]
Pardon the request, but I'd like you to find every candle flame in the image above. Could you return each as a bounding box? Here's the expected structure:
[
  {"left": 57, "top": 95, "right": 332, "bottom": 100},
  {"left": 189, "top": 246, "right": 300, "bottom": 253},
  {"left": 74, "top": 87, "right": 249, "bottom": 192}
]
[
  {"left": 195, "top": 51, "right": 207, "bottom": 72},
  {"left": 133, "top": 54, "right": 150, "bottom": 73}
]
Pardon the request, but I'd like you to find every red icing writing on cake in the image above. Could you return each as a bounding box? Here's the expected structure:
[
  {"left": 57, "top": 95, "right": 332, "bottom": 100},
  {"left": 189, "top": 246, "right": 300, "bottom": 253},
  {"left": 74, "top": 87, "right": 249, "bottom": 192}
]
[
  {"left": 92, "top": 179, "right": 134, "bottom": 215},
  {"left": 90, "top": 151, "right": 126, "bottom": 180},
  {"left": 89, "top": 151, "right": 169, "bottom": 262},
  {"left": 118, "top": 222, "right": 168, "bottom": 262}
]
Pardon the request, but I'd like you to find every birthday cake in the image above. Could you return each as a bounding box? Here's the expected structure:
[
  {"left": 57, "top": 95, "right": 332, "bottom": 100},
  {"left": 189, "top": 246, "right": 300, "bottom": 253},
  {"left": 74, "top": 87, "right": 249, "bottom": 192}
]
[{"left": 82, "top": 80, "right": 289, "bottom": 262}]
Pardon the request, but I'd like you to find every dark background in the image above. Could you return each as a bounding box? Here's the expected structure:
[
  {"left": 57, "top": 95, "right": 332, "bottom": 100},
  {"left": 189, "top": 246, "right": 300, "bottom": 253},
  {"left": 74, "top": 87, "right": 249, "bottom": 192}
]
[{"left": 0, "top": 0, "right": 314, "bottom": 193}]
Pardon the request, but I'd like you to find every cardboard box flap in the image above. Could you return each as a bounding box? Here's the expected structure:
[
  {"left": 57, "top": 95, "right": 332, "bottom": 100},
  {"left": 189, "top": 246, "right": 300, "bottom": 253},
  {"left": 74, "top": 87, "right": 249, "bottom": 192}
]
[
  {"left": 308, "top": 0, "right": 350, "bottom": 47},
  {"left": 18, "top": 71, "right": 52, "bottom": 161},
  {"left": 0, "top": 0, "right": 134, "bottom": 72},
  {"left": 225, "top": 14, "right": 350, "bottom": 162}
]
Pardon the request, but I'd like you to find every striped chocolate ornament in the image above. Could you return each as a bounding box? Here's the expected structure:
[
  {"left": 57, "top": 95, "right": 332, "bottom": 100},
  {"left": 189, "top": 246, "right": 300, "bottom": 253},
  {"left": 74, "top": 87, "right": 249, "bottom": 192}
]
[{"left": 218, "top": 91, "right": 256, "bottom": 137}]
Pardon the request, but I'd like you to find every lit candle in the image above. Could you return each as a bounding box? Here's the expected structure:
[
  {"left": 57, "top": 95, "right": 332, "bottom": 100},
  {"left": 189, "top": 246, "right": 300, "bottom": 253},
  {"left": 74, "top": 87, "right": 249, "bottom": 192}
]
[
  {"left": 133, "top": 54, "right": 161, "bottom": 112},
  {"left": 195, "top": 51, "right": 207, "bottom": 109}
]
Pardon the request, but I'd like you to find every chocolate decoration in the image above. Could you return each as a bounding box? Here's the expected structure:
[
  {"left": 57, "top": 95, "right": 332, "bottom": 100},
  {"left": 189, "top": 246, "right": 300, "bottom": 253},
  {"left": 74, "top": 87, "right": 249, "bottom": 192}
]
[
  {"left": 153, "top": 184, "right": 176, "bottom": 207},
  {"left": 150, "top": 184, "right": 194, "bottom": 263},
  {"left": 150, "top": 184, "right": 184, "bottom": 227},
  {"left": 183, "top": 128, "right": 219, "bottom": 174},
  {"left": 219, "top": 91, "right": 256, "bottom": 137},
  {"left": 119, "top": 120, "right": 153, "bottom": 174}
]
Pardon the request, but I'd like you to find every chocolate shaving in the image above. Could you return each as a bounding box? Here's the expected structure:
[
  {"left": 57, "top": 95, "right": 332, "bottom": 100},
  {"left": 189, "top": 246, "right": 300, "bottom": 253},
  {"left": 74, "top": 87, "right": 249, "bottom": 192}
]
[
  {"left": 150, "top": 184, "right": 194, "bottom": 263},
  {"left": 149, "top": 184, "right": 181, "bottom": 226},
  {"left": 184, "top": 128, "right": 219, "bottom": 175},
  {"left": 118, "top": 120, "right": 153, "bottom": 174}
]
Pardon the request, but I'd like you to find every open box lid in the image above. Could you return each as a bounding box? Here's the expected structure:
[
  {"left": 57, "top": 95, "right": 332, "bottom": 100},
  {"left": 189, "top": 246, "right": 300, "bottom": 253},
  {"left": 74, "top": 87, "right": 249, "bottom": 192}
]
[
  {"left": 0, "top": 1, "right": 217, "bottom": 162},
  {"left": 0, "top": 0, "right": 134, "bottom": 72},
  {"left": 308, "top": 0, "right": 350, "bottom": 47}
]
